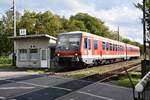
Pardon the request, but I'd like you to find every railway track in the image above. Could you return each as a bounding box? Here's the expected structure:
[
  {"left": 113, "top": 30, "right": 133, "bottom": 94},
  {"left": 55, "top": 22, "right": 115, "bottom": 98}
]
[
  {"left": 98, "top": 62, "right": 141, "bottom": 82},
  {"left": 56, "top": 59, "right": 141, "bottom": 80}
]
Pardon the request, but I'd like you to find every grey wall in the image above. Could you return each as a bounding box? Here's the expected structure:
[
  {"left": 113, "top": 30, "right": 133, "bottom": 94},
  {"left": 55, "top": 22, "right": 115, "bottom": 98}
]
[{"left": 15, "top": 38, "right": 50, "bottom": 68}]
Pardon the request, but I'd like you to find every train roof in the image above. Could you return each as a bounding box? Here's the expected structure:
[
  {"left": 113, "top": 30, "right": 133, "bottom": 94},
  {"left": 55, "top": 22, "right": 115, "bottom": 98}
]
[
  {"left": 83, "top": 32, "right": 139, "bottom": 49},
  {"left": 59, "top": 31, "right": 139, "bottom": 49},
  {"left": 59, "top": 31, "right": 82, "bottom": 35}
]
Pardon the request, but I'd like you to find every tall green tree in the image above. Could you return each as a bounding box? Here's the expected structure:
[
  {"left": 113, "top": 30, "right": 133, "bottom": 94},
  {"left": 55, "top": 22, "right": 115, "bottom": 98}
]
[
  {"left": 18, "top": 10, "right": 37, "bottom": 35},
  {"left": 34, "top": 11, "right": 62, "bottom": 36},
  {"left": 3, "top": 10, "right": 21, "bottom": 36},
  {"left": 70, "top": 13, "right": 110, "bottom": 37},
  {"left": 67, "top": 19, "right": 86, "bottom": 31},
  {"left": 0, "top": 10, "right": 20, "bottom": 56},
  {"left": 136, "top": 1, "right": 150, "bottom": 40}
]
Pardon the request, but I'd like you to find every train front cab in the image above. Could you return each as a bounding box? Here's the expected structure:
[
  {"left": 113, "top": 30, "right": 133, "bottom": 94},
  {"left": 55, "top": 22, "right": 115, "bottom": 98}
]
[{"left": 55, "top": 32, "right": 84, "bottom": 67}]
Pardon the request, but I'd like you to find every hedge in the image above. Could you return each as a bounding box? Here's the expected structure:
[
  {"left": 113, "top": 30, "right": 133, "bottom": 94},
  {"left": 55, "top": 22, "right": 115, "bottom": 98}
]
[{"left": 0, "top": 56, "right": 12, "bottom": 64}]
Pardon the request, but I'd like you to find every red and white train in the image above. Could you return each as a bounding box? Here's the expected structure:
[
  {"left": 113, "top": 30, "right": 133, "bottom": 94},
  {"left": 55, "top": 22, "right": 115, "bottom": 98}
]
[{"left": 56, "top": 31, "right": 140, "bottom": 66}]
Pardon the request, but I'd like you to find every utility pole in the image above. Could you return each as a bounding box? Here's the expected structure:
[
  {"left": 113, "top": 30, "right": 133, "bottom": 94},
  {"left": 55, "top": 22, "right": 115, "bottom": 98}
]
[
  {"left": 143, "top": 0, "right": 146, "bottom": 60},
  {"left": 118, "top": 26, "right": 120, "bottom": 41},
  {"left": 13, "top": 0, "right": 16, "bottom": 37},
  {"left": 12, "top": 0, "right": 16, "bottom": 66}
]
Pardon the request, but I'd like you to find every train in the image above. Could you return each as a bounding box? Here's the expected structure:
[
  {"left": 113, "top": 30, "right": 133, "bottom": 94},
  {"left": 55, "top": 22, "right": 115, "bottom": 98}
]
[{"left": 55, "top": 31, "right": 140, "bottom": 67}]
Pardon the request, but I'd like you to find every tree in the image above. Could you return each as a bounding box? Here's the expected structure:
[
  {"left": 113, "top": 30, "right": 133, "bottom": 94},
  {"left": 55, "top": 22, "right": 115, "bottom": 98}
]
[
  {"left": 0, "top": 20, "right": 5, "bottom": 55},
  {"left": 60, "top": 16, "right": 69, "bottom": 32},
  {"left": 70, "top": 13, "right": 110, "bottom": 37},
  {"left": 136, "top": 1, "right": 150, "bottom": 41},
  {"left": 0, "top": 10, "right": 20, "bottom": 56},
  {"left": 34, "top": 11, "right": 62, "bottom": 36},
  {"left": 67, "top": 19, "right": 86, "bottom": 31},
  {"left": 0, "top": 10, "right": 141, "bottom": 56},
  {"left": 18, "top": 10, "right": 37, "bottom": 35},
  {"left": 3, "top": 10, "right": 21, "bottom": 36}
]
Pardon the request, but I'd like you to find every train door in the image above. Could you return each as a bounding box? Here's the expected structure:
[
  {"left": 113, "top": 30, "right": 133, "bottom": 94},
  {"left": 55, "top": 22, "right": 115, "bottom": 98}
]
[{"left": 87, "top": 38, "right": 92, "bottom": 61}]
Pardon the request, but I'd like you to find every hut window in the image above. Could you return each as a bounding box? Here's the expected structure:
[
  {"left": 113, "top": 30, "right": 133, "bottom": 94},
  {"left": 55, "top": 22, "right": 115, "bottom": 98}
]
[
  {"left": 19, "top": 49, "right": 27, "bottom": 61},
  {"left": 29, "top": 49, "right": 39, "bottom": 60}
]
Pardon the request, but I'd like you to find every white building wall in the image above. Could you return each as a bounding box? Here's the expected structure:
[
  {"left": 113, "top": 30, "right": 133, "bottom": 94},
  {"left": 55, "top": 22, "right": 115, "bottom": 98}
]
[{"left": 15, "top": 38, "right": 51, "bottom": 68}]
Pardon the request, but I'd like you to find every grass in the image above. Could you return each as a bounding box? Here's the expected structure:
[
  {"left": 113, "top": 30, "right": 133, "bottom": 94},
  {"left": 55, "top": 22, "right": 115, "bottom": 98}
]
[
  {"left": 115, "top": 69, "right": 141, "bottom": 88},
  {"left": 116, "top": 78, "right": 140, "bottom": 87},
  {"left": 0, "top": 64, "right": 16, "bottom": 70},
  {"left": 27, "top": 67, "right": 65, "bottom": 74}
]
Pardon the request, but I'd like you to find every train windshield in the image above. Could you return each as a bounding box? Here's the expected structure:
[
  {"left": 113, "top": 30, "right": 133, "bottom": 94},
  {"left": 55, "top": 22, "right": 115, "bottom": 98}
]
[{"left": 56, "top": 33, "right": 81, "bottom": 51}]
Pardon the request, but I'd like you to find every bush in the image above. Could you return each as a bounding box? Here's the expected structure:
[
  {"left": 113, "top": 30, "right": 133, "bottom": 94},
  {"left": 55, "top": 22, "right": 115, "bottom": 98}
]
[{"left": 0, "top": 56, "right": 12, "bottom": 64}]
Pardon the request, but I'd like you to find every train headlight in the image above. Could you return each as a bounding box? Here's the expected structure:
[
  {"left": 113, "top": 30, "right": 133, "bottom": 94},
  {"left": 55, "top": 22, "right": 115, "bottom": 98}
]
[
  {"left": 57, "top": 53, "right": 60, "bottom": 56},
  {"left": 75, "top": 53, "right": 78, "bottom": 56}
]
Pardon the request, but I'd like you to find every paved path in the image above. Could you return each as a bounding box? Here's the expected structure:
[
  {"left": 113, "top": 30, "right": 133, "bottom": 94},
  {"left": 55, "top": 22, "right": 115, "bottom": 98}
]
[
  {"left": 0, "top": 69, "right": 37, "bottom": 79},
  {"left": 0, "top": 74, "right": 134, "bottom": 100}
]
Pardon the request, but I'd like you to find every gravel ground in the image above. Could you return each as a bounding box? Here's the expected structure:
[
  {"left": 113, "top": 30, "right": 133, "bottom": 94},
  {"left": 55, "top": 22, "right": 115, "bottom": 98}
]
[
  {"left": 56, "top": 59, "right": 141, "bottom": 78},
  {"left": 0, "top": 71, "right": 37, "bottom": 79}
]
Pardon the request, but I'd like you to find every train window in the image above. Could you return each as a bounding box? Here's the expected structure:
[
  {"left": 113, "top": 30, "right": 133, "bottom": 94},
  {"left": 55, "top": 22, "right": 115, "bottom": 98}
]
[
  {"left": 106, "top": 42, "right": 109, "bottom": 50},
  {"left": 114, "top": 45, "right": 116, "bottom": 51},
  {"left": 120, "top": 46, "right": 122, "bottom": 51},
  {"left": 84, "top": 38, "right": 87, "bottom": 49},
  {"left": 116, "top": 45, "right": 117, "bottom": 51},
  {"left": 120, "top": 46, "right": 121, "bottom": 51},
  {"left": 94, "top": 40, "right": 98, "bottom": 50},
  {"left": 102, "top": 42, "right": 105, "bottom": 50},
  {"left": 117, "top": 45, "right": 120, "bottom": 51},
  {"left": 88, "top": 39, "right": 91, "bottom": 50},
  {"left": 113, "top": 44, "right": 115, "bottom": 51},
  {"left": 117, "top": 45, "right": 119, "bottom": 51},
  {"left": 110, "top": 43, "right": 112, "bottom": 51}
]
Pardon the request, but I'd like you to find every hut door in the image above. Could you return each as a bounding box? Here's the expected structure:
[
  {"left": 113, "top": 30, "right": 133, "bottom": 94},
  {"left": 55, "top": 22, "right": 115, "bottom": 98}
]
[{"left": 40, "top": 49, "right": 48, "bottom": 68}]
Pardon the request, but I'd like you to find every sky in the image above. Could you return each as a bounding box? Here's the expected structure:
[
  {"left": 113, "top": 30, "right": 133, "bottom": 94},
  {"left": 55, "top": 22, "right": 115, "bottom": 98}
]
[{"left": 0, "top": 0, "right": 143, "bottom": 43}]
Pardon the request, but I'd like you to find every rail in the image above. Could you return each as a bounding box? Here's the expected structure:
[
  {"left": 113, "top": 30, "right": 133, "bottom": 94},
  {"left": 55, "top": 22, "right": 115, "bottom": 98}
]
[
  {"left": 98, "top": 62, "right": 141, "bottom": 82},
  {"left": 135, "top": 71, "right": 150, "bottom": 100}
]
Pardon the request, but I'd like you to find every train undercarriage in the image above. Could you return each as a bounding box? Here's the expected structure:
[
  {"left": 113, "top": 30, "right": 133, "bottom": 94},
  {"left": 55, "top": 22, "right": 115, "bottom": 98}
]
[{"left": 56, "top": 56, "right": 139, "bottom": 68}]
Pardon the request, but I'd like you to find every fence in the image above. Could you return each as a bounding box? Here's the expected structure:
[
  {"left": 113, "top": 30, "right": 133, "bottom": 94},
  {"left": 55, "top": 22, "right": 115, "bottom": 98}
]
[{"left": 135, "top": 71, "right": 150, "bottom": 100}]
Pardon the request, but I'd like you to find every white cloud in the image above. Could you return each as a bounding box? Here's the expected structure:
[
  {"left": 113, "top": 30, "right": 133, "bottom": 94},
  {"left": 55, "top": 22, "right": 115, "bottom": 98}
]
[{"left": 0, "top": 0, "right": 143, "bottom": 43}]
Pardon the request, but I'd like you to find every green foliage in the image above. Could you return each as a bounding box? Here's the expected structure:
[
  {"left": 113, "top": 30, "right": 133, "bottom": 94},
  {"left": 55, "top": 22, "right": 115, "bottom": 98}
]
[
  {"left": 117, "top": 78, "right": 140, "bottom": 87},
  {"left": 67, "top": 19, "right": 86, "bottom": 31},
  {"left": 0, "top": 10, "right": 141, "bottom": 55},
  {"left": 136, "top": 1, "right": 150, "bottom": 41},
  {"left": 0, "top": 56, "right": 12, "bottom": 64},
  {"left": 18, "top": 10, "right": 37, "bottom": 35},
  {"left": 70, "top": 13, "right": 110, "bottom": 37},
  {"left": 0, "top": 64, "right": 16, "bottom": 70},
  {"left": 116, "top": 71, "right": 141, "bottom": 88},
  {"left": 0, "top": 33, "right": 13, "bottom": 56}
]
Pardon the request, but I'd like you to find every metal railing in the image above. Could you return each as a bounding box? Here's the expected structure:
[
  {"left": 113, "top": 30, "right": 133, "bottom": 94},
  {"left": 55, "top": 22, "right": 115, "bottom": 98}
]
[{"left": 135, "top": 71, "right": 150, "bottom": 100}]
